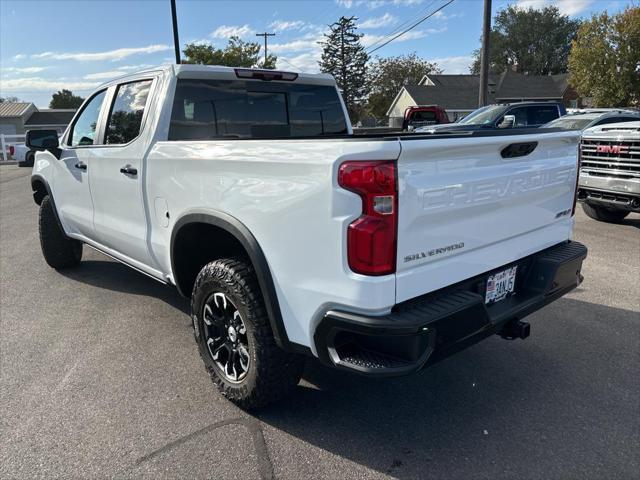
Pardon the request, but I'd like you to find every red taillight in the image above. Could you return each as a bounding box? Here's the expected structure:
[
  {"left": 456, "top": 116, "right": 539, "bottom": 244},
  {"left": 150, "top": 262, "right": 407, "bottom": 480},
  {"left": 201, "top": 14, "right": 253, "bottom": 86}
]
[
  {"left": 572, "top": 145, "right": 581, "bottom": 216},
  {"left": 338, "top": 160, "right": 397, "bottom": 276}
]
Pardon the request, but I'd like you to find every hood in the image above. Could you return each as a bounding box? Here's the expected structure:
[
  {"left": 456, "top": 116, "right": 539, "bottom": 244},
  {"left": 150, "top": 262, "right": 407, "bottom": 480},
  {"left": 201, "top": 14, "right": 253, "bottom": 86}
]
[{"left": 582, "top": 121, "right": 640, "bottom": 140}]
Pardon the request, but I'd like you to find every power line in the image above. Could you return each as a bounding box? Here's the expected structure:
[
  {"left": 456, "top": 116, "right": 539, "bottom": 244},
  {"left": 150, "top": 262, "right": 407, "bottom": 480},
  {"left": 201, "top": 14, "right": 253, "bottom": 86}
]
[
  {"left": 278, "top": 57, "right": 303, "bottom": 71},
  {"left": 363, "top": 0, "right": 437, "bottom": 53},
  {"left": 366, "top": 0, "right": 455, "bottom": 55}
]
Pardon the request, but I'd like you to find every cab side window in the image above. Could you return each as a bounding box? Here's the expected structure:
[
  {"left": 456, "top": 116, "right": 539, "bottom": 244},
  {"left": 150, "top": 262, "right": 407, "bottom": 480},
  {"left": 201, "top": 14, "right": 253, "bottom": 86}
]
[
  {"left": 528, "top": 105, "right": 559, "bottom": 125},
  {"left": 507, "top": 106, "right": 529, "bottom": 126},
  {"left": 105, "top": 80, "right": 153, "bottom": 145},
  {"left": 68, "top": 90, "right": 107, "bottom": 146}
]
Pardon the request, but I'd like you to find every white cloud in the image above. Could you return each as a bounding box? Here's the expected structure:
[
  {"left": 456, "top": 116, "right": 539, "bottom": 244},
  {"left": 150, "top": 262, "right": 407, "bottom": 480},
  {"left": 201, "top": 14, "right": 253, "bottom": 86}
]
[
  {"left": 515, "top": 0, "right": 595, "bottom": 16},
  {"left": 277, "top": 52, "right": 322, "bottom": 73},
  {"left": 83, "top": 71, "right": 123, "bottom": 80},
  {"left": 337, "top": 0, "right": 424, "bottom": 8},
  {"left": 269, "top": 20, "right": 306, "bottom": 31},
  {"left": 1, "top": 77, "right": 100, "bottom": 92},
  {"left": 12, "top": 54, "right": 26, "bottom": 60},
  {"left": 359, "top": 13, "right": 398, "bottom": 29},
  {"left": 269, "top": 38, "right": 321, "bottom": 54},
  {"left": 431, "top": 55, "right": 473, "bottom": 74},
  {"left": 116, "top": 64, "right": 155, "bottom": 71},
  {"left": 30, "top": 44, "right": 171, "bottom": 62},
  {"left": 210, "top": 24, "right": 252, "bottom": 39},
  {"left": 432, "top": 10, "right": 463, "bottom": 20},
  {"left": 2, "top": 66, "right": 46, "bottom": 74},
  {"left": 363, "top": 27, "right": 445, "bottom": 49}
]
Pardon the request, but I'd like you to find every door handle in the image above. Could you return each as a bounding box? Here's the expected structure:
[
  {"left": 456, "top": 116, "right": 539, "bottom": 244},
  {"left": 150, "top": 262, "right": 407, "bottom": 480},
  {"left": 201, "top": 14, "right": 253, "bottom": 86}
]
[
  {"left": 120, "top": 165, "right": 138, "bottom": 175},
  {"left": 75, "top": 162, "right": 87, "bottom": 170}
]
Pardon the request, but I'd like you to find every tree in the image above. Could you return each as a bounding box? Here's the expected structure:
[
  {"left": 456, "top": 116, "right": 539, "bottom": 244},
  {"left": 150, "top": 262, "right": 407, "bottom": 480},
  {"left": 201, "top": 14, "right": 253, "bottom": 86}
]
[
  {"left": 0, "top": 96, "right": 20, "bottom": 103},
  {"left": 569, "top": 7, "right": 640, "bottom": 107},
  {"left": 470, "top": 6, "right": 581, "bottom": 75},
  {"left": 366, "top": 53, "right": 441, "bottom": 120},
  {"left": 319, "top": 16, "right": 369, "bottom": 122},
  {"left": 49, "top": 90, "right": 84, "bottom": 109},
  {"left": 183, "top": 37, "right": 276, "bottom": 68}
]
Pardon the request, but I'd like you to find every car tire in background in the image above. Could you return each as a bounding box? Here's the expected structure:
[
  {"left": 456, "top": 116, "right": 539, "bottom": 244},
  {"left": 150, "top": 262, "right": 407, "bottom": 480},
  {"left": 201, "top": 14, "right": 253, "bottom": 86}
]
[
  {"left": 581, "top": 203, "right": 630, "bottom": 223},
  {"left": 18, "top": 151, "right": 35, "bottom": 168},
  {"left": 39, "top": 195, "right": 83, "bottom": 269},
  {"left": 191, "top": 258, "right": 304, "bottom": 410}
]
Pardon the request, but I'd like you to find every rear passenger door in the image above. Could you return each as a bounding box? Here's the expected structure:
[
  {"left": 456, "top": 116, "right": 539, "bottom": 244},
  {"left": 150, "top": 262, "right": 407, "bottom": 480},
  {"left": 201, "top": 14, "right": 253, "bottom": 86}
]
[{"left": 89, "top": 78, "right": 157, "bottom": 268}]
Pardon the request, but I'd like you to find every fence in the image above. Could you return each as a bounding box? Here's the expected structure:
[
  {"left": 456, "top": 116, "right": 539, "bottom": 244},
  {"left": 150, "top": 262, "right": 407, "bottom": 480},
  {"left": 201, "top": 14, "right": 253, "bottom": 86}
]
[{"left": 0, "top": 134, "right": 26, "bottom": 162}]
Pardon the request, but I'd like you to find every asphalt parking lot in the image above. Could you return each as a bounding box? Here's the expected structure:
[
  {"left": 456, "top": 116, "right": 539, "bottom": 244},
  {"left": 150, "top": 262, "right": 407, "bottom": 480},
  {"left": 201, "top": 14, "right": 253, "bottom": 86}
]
[{"left": 1, "top": 164, "right": 638, "bottom": 480}]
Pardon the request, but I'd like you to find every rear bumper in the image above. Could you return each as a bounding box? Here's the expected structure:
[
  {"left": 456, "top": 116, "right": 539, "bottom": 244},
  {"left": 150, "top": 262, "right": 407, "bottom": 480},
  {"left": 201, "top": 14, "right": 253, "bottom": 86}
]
[{"left": 313, "top": 241, "right": 587, "bottom": 376}]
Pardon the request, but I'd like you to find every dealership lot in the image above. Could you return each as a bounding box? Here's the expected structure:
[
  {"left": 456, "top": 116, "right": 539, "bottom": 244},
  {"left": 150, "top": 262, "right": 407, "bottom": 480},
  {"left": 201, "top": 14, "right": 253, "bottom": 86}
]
[{"left": 1, "top": 165, "right": 638, "bottom": 479}]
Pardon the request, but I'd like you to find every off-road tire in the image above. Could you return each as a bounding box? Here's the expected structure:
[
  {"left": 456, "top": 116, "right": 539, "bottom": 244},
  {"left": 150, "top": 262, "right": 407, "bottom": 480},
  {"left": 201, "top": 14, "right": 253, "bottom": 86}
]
[
  {"left": 581, "top": 203, "right": 629, "bottom": 223},
  {"left": 191, "top": 258, "right": 304, "bottom": 409},
  {"left": 39, "top": 195, "right": 82, "bottom": 269}
]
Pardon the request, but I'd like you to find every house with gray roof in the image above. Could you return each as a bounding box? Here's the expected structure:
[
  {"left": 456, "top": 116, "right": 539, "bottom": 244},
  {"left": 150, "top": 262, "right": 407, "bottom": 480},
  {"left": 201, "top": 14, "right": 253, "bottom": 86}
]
[
  {"left": 0, "top": 102, "right": 76, "bottom": 136},
  {"left": 387, "top": 70, "right": 581, "bottom": 126}
]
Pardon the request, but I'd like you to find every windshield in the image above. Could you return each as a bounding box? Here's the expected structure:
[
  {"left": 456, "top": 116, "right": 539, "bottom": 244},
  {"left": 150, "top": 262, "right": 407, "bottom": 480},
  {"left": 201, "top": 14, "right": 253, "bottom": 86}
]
[
  {"left": 457, "top": 105, "right": 505, "bottom": 125},
  {"left": 544, "top": 117, "right": 594, "bottom": 130}
]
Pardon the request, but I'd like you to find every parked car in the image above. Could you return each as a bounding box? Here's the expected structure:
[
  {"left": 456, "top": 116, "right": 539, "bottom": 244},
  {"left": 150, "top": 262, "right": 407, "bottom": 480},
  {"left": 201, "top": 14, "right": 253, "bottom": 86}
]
[
  {"left": 578, "top": 121, "right": 640, "bottom": 222},
  {"left": 415, "top": 101, "right": 566, "bottom": 133},
  {"left": 402, "top": 105, "right": 449, "bottom": 131},
  {"left": 543, "top": 111, "right": 639, "bottom": 131},
  {"left": 28, "top": 65, "right": 587, "bottom": 408},
  {"left": 13, "top": 144, "right": 36, "bottom": 167}
]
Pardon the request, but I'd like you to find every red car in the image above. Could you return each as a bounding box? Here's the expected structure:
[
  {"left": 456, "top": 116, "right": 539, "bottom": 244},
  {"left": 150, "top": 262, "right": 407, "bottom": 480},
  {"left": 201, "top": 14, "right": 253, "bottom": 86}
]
[{"left": 402, "top": 105, "right": 450, "bottom": 131}]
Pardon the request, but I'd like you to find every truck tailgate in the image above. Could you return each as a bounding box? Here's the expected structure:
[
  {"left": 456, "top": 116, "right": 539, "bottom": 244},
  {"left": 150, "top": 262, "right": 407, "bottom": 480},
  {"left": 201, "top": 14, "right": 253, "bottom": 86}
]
[{"left": 395, "top": 131, "right": 579, "bottom": 303}]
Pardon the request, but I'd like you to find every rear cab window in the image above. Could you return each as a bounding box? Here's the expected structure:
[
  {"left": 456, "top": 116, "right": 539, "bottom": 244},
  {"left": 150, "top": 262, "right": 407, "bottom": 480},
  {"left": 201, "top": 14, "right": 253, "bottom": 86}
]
[
  {"left": 105, "top": 80, "right": 153, "bottom": 144},
  {"left": 168, "top": 79, "right": 348, "bottom": 140}
]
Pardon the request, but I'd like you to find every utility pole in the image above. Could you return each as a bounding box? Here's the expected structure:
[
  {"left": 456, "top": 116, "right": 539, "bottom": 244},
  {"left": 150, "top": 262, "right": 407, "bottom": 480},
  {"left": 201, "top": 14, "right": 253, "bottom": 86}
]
[
  {"left": 478, "top": 0, "right": 492, "bottom": 107},
  {"left": 170, "top": 0, "right": 181, "bottom": 64},
  {"left": 256, "top": 32, "right": 276, "bottom": 66}
]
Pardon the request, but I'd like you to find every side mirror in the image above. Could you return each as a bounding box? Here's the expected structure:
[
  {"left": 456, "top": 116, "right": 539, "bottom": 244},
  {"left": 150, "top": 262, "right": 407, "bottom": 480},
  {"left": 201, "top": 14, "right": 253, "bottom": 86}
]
[
  {"left": 26, "top": 129, "right": 60, "bottom": 159},
  {"left": 498, "top": 115, "right": 516, "bottom": 129}
]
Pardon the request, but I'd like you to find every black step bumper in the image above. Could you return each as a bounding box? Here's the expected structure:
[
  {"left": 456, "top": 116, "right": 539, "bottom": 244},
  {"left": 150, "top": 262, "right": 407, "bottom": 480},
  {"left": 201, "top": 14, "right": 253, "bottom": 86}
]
[{"left": 314, "top": 241, "right": 587, "bottom": 376}]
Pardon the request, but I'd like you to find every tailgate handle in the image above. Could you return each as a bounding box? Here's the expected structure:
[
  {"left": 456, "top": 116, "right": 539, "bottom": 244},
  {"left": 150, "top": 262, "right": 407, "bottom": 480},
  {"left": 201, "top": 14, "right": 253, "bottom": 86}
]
[{"left": 501, "top": 142, "right": 538, "bottom": 159}]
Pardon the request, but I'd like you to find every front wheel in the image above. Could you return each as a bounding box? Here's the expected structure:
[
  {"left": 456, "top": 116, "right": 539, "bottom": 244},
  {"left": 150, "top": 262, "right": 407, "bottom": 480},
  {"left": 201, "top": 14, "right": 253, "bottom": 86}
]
[
  {"left": 191, "top": 258, "right": 304, "bottom": 409},
  {"left": 39, "top": 195, "right": 82, "bottom": 269},
  {"left": 581, "top": 203, "right": 629, "bottom": 223}
]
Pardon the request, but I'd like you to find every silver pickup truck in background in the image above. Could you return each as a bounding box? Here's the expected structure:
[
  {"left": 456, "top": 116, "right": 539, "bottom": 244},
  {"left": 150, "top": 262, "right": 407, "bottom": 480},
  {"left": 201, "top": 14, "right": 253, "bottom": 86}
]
[{"left": 578, "top": 121, "right": 640, "bottom": 222}]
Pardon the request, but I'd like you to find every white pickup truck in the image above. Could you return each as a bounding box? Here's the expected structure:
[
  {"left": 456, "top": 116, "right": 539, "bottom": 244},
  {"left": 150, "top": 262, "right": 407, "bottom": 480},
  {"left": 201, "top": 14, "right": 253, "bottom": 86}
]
[{"left": 28, "top": 65, "right": 587, "bottom": 409}]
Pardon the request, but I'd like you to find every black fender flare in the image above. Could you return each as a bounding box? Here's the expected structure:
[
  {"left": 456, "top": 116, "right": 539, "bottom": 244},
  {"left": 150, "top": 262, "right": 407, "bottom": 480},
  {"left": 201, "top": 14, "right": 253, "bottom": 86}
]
[
  {"left": 31, "top": 174, "right": 51, "bottom": 205},
  {"left": 170, "top": 210, "right": 309, "bottom": 355},
  {"left": 31, "top": 174, "right": 67, "bottom": 235}
]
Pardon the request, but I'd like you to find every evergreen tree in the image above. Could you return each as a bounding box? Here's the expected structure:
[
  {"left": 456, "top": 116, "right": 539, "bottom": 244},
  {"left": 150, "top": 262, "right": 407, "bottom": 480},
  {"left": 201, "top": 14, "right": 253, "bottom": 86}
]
[{"left": 319, "top": 16, "right": 369, "bottom": 123}]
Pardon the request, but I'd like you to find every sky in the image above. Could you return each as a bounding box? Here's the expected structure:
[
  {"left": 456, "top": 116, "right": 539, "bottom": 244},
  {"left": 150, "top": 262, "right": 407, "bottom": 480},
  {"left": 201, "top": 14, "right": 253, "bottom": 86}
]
[{"left": 0, "top": 0, "right": 630, "bottom": 107}]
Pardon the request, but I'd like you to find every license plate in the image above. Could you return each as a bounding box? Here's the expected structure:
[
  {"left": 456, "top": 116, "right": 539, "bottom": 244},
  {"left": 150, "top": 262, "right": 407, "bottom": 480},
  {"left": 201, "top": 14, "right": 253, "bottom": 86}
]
[{"left": 485, "top": 266, "right": 517, "bottom": 304}]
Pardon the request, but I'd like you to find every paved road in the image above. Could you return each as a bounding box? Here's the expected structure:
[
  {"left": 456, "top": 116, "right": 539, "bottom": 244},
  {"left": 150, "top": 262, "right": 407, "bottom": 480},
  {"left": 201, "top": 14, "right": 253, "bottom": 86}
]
[{"left": 1, "top": 165, "right": 638, "bottom": 480}]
